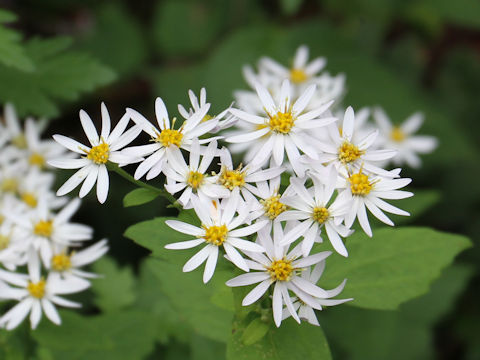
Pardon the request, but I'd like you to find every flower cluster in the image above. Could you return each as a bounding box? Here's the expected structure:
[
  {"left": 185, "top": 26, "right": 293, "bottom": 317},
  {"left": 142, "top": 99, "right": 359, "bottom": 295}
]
[
  {"left": 49, "top": 46, "right": 437, "bottom": 328},
  {"left": 0, "top": 104, "right": 109, "bottom": 330}
]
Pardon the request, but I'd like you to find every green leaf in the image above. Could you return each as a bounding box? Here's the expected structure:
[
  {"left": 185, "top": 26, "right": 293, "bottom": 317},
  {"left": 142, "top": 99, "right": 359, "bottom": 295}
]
[
  {"left": 123, "top": 188, "right": 159, "bottom": 207},
  {"left": 191, "top": 335, "right": 226, "bottom": 360},
  {"left": 91, "top": 257, "right": 136, "bottom": 312},
  {"left": 0, "top": 36, "right": 115, "bottom": 117},
  {"left": 0, "top": 10, "right": 34, "bottom": 72},
  {"left": 322, "top": 264, "right": 473, "bottom": 360},
  {"left": 240, "top": 318, "right": 270, "bottom": 346},
  {"left": 321, "top": 227, "right": 471, "bottom": 310},
  {"left": 280, "top": 0, "right": 303, "bottom": 15},
  {"left": 32, "top": 311, "right": 157, "bottom": 360},
  {"left": 227, "top": 318, "right": 331, "bottom": 360}
]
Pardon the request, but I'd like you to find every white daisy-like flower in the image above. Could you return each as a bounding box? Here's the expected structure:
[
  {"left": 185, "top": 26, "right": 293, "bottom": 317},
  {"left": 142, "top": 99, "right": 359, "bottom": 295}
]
[
  {"left": 259, "top": 45, "right": 326, "bottom": 87},
  {"left": 215, "top": 148, "right": 285, "bottom": 204},
  {"left": 306, "top": 72, "right": 346, "bottom": 112},
  {"left": 226, "top": 80, "right": 336, "bottom": 176},
  {"left": 165, "top": 196, "right": 267, "bottom": 283},
  {"left": 10, "top": 198, "right": 93, "bottom": 265},
  {"left": 0, "top": 222, "right": 28, "bottom": 271},
  {"left": 0, "top": 161, "right": 28, "bottom": 197},
  {"left": 164, "top": 139, "right": 229, "bottom": 208},
  {"left": 0, "top": 251, "right": 89, "bottom": 330},
  {"left": 277, "top": 167, "right": 352, "bottom": 257},
  {"left": 125, "top": 97, "right": 218, "bottom": 180},
  {"left": 305, "top": 106, "right": 397, "bottom": 177},
  {"left": 373, "top": 107, "right": 438, "bottom": 169},
  {"left": 47, "top": 239, "right": 109, "bottom": 281},
  {"left": 226, "top": 223, "right": 333, "bottom": 327},
  {"left": 250, "top": 176, "right": 290, "bottom": 222},
  {"left": 49, "top": 103, "right": 142, "bottom": 203},
  {"left": 337, "top": 167, "right": 413, "bottom": 237},
  {"left": 281, "top": 260, "right": 352, "bottom": 326}
]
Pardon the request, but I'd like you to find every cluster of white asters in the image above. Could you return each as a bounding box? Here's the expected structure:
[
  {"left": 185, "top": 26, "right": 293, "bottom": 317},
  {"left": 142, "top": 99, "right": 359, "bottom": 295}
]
[
  {"left": 16, "top": 46, "right": 436, "bottom": 329},
  {"left": 0, "top": 105, "right": 109, "bottom": 330}
]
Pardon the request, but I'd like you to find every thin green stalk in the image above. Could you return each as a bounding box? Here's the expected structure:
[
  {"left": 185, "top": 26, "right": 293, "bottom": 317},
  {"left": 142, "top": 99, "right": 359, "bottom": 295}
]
[{"left": 107, "top": 162, "right": 182, "bottom": 210}]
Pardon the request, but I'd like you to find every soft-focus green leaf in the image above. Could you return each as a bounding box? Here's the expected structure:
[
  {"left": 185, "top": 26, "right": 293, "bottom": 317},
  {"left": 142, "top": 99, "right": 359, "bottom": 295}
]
[
  {"left": 32, "top": 311, "right": 157, "bottom": 360},
  {"left": 0, "top": 36, "right": 115, "bottom": 117},
  {"left": 123, "top": 188, "right": 159, "bottom": 207},
  {"left": 240, "top": 318, "right": 270, "bottom": 346},
  {"left": 191, "top": 335, "right": 226, "bottom": 360},
  {"left": 227, "top": 318, "right": 331, "bottom": 360},
  {"left": 91, "top": 256, "right": 136, "bottom": 312},
  {"left": 321, "top": 227, "right": 471, "bottom": 310},
  {"left": 280, "top": 0, "right": 303, "bottom": 15}
]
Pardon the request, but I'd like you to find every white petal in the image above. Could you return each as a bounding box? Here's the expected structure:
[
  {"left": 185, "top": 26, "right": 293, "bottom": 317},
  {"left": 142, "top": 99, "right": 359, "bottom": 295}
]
[{"left": 242, "top": 279, "right": 271, "bottom": 306}]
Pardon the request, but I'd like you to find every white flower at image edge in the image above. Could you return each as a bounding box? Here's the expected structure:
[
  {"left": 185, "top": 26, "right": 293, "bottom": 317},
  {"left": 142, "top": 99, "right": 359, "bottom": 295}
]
[
  {"left": 165, "top": 196, "right": 268, "bottom": 283},
  {"left": 49, "top": 103, "right": 142, "bottom": 203}
]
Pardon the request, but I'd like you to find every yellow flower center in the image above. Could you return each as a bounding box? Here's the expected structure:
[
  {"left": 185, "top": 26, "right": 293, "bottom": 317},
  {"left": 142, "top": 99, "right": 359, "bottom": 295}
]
[
  {"left": 338, "top": 141, "right": 364, "bottom": 164},
  {"left": 34, "top": 220, "right": 53, "bottom": 237},
  {"left": 267, "top": 258, "right": 294, "bottom": 281},
  {"left": 0, "top": 215, "right": 4, "bottom": 225},
  {"left": 29, "top": 153, "right": 46, "bottom": 167},
  {"left": 27, "top": 280, "right": 46, "bottom": 299},
  {"left": 156, "top": 128, "right": 183, "bottom": 147},
  {"left": 87, "top": 142, "right": 109, "bottom": 164},
  {"left": 268, "top": 111, "right": 295, "bottom": 134},
  {"left": 203, "top": 224, "right": 228, "bottom": 246},
  {"left": 187, "top": 171, "right": 204, "bottom": 190},
  {"left": 390, "top": 127, "right": 406, "bottom": 142},
  {"left": 21, "top": 192, "right": 37, "bottom": 208},
  {"left": 51, "top": 253, "right": 72, "bottom": 272},
  {"left": 312, "top": 207, "right": 329, "bottom": 224},
  {"left": 12, "top": 135, "right": 27, "bottom": 149},
  {"left": 260, "top": 194, "right": 287, "bottom": 220},
  {"left": 0, "top": 235, "right": 10, "bottom": 250},
  {"left": 349, "top": 171, "right": 373, "bottom": 196},
  {"left": 202, "top": 114, "right": 213, "bottom": 122},
  {"left": 290, "top": 68, "right": 308, "bottom": 84},
  {"left": 1, "top": 178, "right": 18, "bottom": 193},
  {"left": 218, "top": 167, "right": 246, "bottom": 191}
]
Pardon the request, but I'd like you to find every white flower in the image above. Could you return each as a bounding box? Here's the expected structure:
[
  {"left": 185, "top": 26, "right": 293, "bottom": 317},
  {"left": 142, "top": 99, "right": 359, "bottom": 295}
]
[
  {"left": 250, "top": 176, "right": 290, "bottom": 222},
  {"left": 259, "top": 45, "right": 326, "bottom": 86},
  {"left": 165, "top": 196, "right": 267, "bottom": 283},
  {"left": 125, "top": 97, "right": 218, "bottom": 180},
  {"left": 281, "top": 261, "right": 352, "bottom": 326},
  {"left": 49, "top": 103, "right": 142, "bottom": 203},
  {"left": 337, "top": 168, "right": 413, "bottom": 237},
  {"left": 277, "top": 167, "right": 352, "bottom": 257},
  {"left": 305, "top": 106, "right": 397, "bottom": 177},
  {"left": 0, "top": 222, "right": 28, "bottom": 271},
  {"left": 10, "top": 198, "right": 93, "bottom": 265},
  {"left": 226, "top": 223, "right": 334, "bottom": 327},
  {"left": 227, "top": 80, "right": 336, "bottom": 176},
  {"left": 48, "top": 239, "right": 109, "bottom": 281},
  {"left": 164, "top": 139, "right": 229, "bottom": 208},
  {"left": 0, "top": 251, "right": 89, "bottom": 330},
  {"left": 373, "top": 107, "right": 438, "bottom": 168}
]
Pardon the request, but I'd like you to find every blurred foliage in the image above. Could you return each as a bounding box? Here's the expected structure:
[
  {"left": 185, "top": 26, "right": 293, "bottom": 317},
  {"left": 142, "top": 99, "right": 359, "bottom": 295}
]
[{"left": 0, "top": 0, "right": 479, "bottom": 359}]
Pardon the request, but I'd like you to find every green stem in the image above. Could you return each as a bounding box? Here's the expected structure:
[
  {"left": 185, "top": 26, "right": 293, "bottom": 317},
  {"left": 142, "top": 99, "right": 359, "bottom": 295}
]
[{"left": 107, "top": 162, "right": 182, "bottom": 210}]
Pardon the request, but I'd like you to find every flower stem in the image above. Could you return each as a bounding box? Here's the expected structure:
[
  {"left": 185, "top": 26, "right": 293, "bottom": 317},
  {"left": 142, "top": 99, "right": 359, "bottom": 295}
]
[{"left": 107, "top": 162, "right": 181, "bottom": 210}]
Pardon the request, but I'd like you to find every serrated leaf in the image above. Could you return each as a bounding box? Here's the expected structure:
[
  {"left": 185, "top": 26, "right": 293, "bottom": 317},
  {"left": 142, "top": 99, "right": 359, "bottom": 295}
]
[
  {"left": 0, "top": 10, "right": 34, "bottom": 71},
  {"left": 91, "top": 256, "right": 136, "bottom": 312},
  {"left": 123, "top": 188, "right": 159, "bottom": 207},
  {"left": 227, "top": 318, "right": 331, "bottom": 360},
  {"left": 320, "top": 227, "right": 471, "bottom": 310},
  {"left": 32, "top": 311, "right": 157, "bottom": 360}
]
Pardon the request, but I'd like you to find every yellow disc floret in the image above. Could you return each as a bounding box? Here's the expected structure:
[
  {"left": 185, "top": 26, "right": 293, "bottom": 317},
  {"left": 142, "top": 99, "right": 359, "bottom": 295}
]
[
  {"left": 290, "top": 69, "right": 308, "bottom": 84},
  {"left": 260, "top": 194, "right": 287, "bottom": 220},
  {"left": 390, "top": 127, "right": 406, "bottom": 142},
  {"left": 203, "top": 224, "right": 228, "bottom": 246},
  {"left": 2, "top": 178, "right": 18, "bottom": 193},
  {"left": 29, "top": 153, "right": 46, "bottom": 167},
  {"left": 349, "top": 171, "right": 373, "bottom": 196},
  {"left": 0, "top": 235, "right": 10, "bottom": 250},
  {"left": 187, "top": 171, "right": 204, "bottom": 190},
  {"left": 22, "top": 192, "right": 37, "bottom": 208},
  {"left": 87, "top": 142, "right": 109, "bottom": 164},
  {"left": 267, "top": 258, "right": 294, "bottom": 281},
  {"left": 312, "top": 206, "right": 329, "bottom": 224},
  {"left": 338, "top": 141, "right": 364, "bottom": 164},
  {"left": 34, "top": 220, "right": 53, "bottom": 237},
  {"left": 268, "top": 111, "right": 295, "bottom": 134},
  {"left": 218, "top": 167, "right": 246, "bottom": 191},
  {"left": 202, "top": 114, "right": 213, "bottom": 122},
  {"left": 51, "top": 253, "right": 72, "bottom": 272},
  {"left": 12, "top": 135, "right": 27, "bottom": 149},
  {"left": 156, "top": 129, "right": 183, "bottom": 147},
  {"left": 27, "top": 279, "right": 46, "bottom": 299}
]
